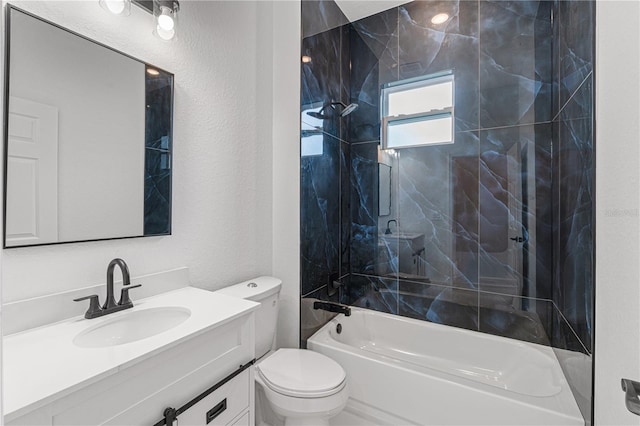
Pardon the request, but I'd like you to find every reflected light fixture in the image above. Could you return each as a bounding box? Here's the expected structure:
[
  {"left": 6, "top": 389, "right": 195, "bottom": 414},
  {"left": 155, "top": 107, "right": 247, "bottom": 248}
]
[
  {"left": 154, "top": 0, "right": 180, "bottom": 41},
  {"left": 431, "top": 13, "right": 450, "bottom": 25},
  {"left": 99, "top": 0, "right": 131, "bottom": 15},
  {"left": 302, "top": 55, "right": 312, "bottom": 64},
  {"left": 147, "top": 68, "right": 160, "bottom": 76}
]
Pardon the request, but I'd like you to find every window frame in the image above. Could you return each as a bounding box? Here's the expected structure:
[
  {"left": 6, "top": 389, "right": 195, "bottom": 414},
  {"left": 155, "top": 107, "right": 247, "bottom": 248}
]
[{"left": 380, "top": 70, "right": 455, "bottom": 150}]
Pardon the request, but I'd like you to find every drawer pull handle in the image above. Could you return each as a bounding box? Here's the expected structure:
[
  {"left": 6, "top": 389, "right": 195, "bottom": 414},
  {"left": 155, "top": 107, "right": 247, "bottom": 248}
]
[{"left": 206, "top": 399, "right": 227, "bottom": 424}]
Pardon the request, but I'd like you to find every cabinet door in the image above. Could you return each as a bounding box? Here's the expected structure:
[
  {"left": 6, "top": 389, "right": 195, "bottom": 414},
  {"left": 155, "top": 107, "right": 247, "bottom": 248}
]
[
  {"left": 173, "top": 370, "right": 250, "bottom": 426},
  {"left": 229, "top": 412, "right": 249, "bottom": 426}
]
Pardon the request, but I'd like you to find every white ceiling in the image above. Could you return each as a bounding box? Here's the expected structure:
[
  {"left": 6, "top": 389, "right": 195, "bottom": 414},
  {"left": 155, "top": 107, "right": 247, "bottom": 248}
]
[{"left": 334, "top": 0, "right": 414, "bottom": 23}]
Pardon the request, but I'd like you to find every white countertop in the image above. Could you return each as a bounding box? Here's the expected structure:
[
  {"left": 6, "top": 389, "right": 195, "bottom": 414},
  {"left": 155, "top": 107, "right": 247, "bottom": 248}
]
[{"left": 3, "top": 287, "right": 259, "bottom": 420}]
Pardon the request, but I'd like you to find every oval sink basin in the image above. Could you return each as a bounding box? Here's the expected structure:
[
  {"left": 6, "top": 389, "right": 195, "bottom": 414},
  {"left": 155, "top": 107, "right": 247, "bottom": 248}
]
[{"left": 73, "top": 307, "right": 191, "bottom": 348}]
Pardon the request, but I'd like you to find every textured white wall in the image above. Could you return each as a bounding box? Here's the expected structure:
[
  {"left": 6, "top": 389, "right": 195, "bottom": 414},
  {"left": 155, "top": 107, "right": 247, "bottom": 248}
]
[
  {"left": 269, "top": 1, "right": 301, "bottom": 349},
  {"left": 594, "top": 1, "right": 640, "bottom": 424},
  {"left": 1, "top": 1, "right": 273, "bottom": 303},
  {"left": 0, "top": 1, "right": 301, "bottom": 422}
]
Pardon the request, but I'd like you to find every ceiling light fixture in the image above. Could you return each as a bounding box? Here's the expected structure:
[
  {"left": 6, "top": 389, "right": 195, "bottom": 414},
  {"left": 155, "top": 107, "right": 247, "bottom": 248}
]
[
  {"left": 102, "top": 0, "right": 180, "bottom": 41},
  {"left": 99, "top": 0, "right": 131, "bottom": 15},
  {"left": 431, "top": 13, "right": 450, "bottom": 25},
  {"left": 154, "top": 0, "right": 180, "bottom": 41}
]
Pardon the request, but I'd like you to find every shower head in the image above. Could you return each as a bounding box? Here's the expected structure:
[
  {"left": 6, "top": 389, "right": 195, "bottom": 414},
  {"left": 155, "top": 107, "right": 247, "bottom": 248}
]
[
  {"left": 339, "top": 103, "right": 359, "bottom": 117},
  {"left": 306, "top": 101, "right": 359, "bottom": 120},
  {"left": 307, "top": 111, "right": 328, "bottom": 119}
]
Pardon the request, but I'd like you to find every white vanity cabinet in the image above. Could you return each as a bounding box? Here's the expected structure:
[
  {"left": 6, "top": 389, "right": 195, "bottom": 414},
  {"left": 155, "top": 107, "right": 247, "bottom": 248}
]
[{"left": 4, "top": 288, "right": 257, "bottom": 426}]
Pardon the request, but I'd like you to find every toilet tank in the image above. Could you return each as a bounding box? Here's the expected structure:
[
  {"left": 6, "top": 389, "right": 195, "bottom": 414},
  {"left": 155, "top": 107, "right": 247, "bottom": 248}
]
[{"left": 215, "top": 276, "right": 282, "bottom": 359}]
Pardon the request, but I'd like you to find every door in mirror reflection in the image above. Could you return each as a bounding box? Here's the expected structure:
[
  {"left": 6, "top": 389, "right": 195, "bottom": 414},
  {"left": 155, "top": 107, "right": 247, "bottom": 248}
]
[{"left": 4, "top": 6, "right": 173, "bottom": 247}]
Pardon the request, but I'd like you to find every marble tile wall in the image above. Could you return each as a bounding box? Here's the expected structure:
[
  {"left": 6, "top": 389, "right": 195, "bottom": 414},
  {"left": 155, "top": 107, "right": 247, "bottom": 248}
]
[
  {"left": 300, "top": 0, "right": 594, "bottom": 371},
  {"left": 552, "top": 0, "right": 594, "bottom": 355},
  {"left": 300, "top": 3, "right": 351, "bottom": 347},
  {"left": 551, "top": 2, "right": 594, "bottom": 421},
  {"left": 302, "top": 0, "right": 350, "bottom": 38}
]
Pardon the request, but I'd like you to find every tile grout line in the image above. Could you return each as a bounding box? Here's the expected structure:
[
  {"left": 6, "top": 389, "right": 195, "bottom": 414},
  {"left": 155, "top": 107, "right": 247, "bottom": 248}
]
[{"left": 552, "top": 70, "right": 593, "bottom": 122}]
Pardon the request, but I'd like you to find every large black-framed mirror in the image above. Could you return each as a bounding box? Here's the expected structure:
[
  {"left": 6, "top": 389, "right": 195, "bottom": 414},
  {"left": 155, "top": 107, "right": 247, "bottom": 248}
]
[{"left": 3, "top": 5, "right": 173, "bottom": 248}]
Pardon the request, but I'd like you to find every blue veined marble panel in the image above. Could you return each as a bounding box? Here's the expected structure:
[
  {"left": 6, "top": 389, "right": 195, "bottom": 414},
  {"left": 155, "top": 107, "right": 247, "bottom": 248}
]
[
  {"left": 397, "top": 278, "right": 479, "bottom": 331},
  {"left": 477, "top": 293, "right": 552, "bottom": 346},
  {"left": 145, "top": 70, "right": 173, "bottom": 151},
  {"left": 479, "top": 1, "right": 553, "bottom": 128},
  {"left": 414, "top": 284, "right": 480, "bottom": 332},
  {"left": 350, "top": 142, "right": 380, "bottom": 274},
  {"left": 558, "top": 0, "right": 594, "bottom": 112},
  {"left": 398, "top": 0, "right": 479, "bottom": 132},
  {"left": 348, "top": 28, "right": 380, "bottom": 143},
  {"left": 302, "top": 0, "right": 349, "bottom": 39},
  {"left": 560, "top": 73, "right": 592, "bottom": 122},
  {"left": 395, "top": 131, "right": 480, "bottom": 286},
  {"left": 351, "top": 7, "right": 399, "bottom": 85},
  {"left": 555, "top": 114, "right": 593, "bottom": 354},
  {"left": 478, "top": 124, "right": 554, "bottom": 337},
  {"left": 397, "top": 277, "right": 555, "bottom": 346},
  {"left": 551, "top": 0, "right": 561, "bottom": 120},
  {"left": 144, "top": 67, "right": 173, "bottom": 236},
  {"left": 533, "top": 132, "right": 554, "bottom": 305},
  {"left": 144, "top": 148, "right": 171, "bottom": 235},
  {"left": 301, "top": 133, "right": 342, "bottom": 295},
  {"left": 302, "top": 27, "right": 346, "bottom": 140},
  {"left": 339, "top": 25, "right": 351, "bottom": 142},
  {"left": 349, "top": 9, "right": 399, "bottom": 143},
  {"left": 344, "top": 274, "right": 399, "bottom": 315},
  {"left": 340, "top": 141, "right": 351, "bottom": 277}
]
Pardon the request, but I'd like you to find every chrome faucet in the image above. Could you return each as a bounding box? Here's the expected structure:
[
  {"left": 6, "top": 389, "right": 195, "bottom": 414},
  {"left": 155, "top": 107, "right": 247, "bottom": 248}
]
[
  {"left": 385, "top": 219, "right": 398, "bottom": 234},
  {"left": 74, "top": 258, "right": 142, "bottom": 319}
]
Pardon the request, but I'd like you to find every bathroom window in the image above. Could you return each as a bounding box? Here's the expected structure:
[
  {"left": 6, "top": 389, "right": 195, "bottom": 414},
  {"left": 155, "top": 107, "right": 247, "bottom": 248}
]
[
  {"left": 381, "top": 71, "right": 454, "bottom": 149},
  {"left": 301, "top": 106, "right": 323, "bottom": 157}
]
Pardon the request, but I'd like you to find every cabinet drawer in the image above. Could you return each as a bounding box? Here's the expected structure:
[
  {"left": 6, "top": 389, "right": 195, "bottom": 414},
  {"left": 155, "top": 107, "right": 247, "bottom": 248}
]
[
  {"left": 172, "top": 369, "right": 250, "bottom": 426},
  {"left": 228, "top": 412, "right": 249, "bottom": 426}
]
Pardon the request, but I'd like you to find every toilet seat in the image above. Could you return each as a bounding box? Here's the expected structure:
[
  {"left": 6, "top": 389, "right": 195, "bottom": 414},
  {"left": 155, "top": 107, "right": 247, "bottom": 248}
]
[{"left": 256, "top": 349, "right": 346, "bottom": 398}]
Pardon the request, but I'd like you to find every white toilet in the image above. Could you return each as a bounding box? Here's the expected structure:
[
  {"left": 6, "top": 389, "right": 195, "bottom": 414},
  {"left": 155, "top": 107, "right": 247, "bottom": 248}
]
[{"left": 215, "top": 277, "right": 348, "bottom": 426}]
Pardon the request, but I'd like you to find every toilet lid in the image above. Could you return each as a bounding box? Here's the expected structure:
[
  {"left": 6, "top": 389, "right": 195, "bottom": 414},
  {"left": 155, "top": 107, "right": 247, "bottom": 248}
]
[{"left": 257, "top": 349, "right": 346, "bottom": 398}]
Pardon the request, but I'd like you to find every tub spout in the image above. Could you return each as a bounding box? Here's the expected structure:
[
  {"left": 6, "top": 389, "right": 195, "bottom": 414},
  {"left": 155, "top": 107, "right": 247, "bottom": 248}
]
[{"left": 313, "top": 301, "right": 351, "bottom": 317}]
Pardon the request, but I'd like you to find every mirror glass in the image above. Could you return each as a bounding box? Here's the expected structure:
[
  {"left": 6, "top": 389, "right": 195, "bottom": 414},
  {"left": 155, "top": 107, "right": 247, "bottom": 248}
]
[{"left": 4, "top": 6, "right": 173, "bottom": 248}]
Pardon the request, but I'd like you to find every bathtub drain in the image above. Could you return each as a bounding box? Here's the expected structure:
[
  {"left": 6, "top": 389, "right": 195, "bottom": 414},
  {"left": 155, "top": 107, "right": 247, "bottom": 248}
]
[{"left": 336, "top": 323, "right": 342, "bottom": 334}]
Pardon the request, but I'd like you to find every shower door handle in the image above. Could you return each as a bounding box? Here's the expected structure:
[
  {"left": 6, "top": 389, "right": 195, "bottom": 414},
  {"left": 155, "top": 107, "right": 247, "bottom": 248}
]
[
  {"left": 621, "top": 378, "right": 640, "bottom": 415},
  {"left": 510, "top": 236, "right": 525, "bottom": 243}
]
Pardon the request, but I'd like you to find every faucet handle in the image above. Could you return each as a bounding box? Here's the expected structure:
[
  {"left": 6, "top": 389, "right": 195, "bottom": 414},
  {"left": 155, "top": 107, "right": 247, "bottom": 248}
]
[
  {"left": 73, "top": 295, "right": 102, "bottom": 319},
  {"left": 118, "top": 284, "right": 142, "bottom": 307}
]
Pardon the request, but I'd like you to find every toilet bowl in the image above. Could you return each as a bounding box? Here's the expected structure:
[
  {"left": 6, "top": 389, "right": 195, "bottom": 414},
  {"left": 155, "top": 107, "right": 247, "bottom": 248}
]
[
  {"left": 215, "top": 277, "right": 348, "bottom": 426},
  {"left": 255, "top": 348, "right": 348, "bottom": 426}
]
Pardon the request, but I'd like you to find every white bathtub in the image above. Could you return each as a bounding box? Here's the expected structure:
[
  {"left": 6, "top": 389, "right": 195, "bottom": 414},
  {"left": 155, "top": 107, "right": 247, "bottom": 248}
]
[{"left": 308, "top": 307, "right": 583, "bottom": 425}]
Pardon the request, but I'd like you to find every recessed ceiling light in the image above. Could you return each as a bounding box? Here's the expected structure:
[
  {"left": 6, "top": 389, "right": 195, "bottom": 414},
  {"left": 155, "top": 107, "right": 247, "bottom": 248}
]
[
  {"left": 302, "top": 56, "right": 312, "bottom": 63},
  {"left": 431, "top": 13, "right": 450, "bottom": 25},
  {"left": 147, "top": 68, "right": 160, "bottom": 76}
]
